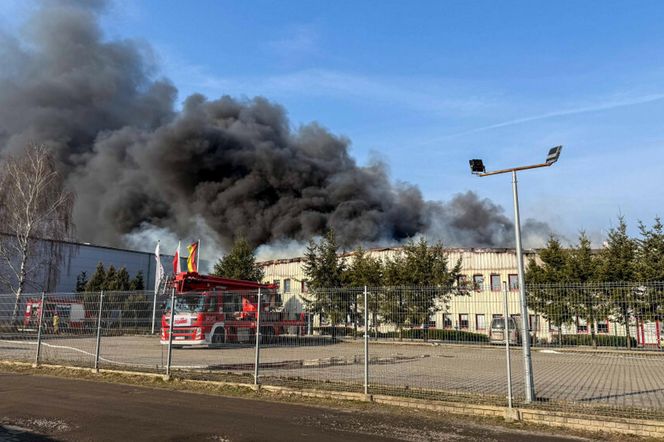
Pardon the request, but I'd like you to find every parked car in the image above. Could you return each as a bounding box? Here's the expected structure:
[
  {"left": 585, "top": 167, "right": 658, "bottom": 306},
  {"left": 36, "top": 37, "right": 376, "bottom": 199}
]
[
  {"left": 489, "top": 316, "right": 536, "bottom": 345},
  {"left": 489, "top": 316, "right": 520, "bottom": 345}
]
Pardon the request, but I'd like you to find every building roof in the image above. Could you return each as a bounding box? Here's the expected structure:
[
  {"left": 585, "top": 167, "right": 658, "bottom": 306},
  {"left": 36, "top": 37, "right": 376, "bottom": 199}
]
[
  {"left": 0, "top": 232, "right": 171, "bottom": 258},
  {"left": 257, "top": 246, "right": 539, "bottom": 267}
]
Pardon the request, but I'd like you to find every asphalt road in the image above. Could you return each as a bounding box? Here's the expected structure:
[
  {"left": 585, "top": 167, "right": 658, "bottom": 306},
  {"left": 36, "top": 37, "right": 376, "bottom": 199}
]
[
  {"left": 0, "top": 373, "right": 585, "bottom": 441},
  {"left": 2, "top": 335, "right": 663, "bottom": 411}
]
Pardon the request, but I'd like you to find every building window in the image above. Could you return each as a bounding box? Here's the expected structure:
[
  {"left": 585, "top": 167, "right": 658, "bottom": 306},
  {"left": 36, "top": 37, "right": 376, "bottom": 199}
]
[
  {"left": 596, "top": 321, "right": 609, "bottom": 334},
  {"left": 490, "top": 274, "right": 501, "bottom": 291},
  {"left": 473, "top": 274, "right": 484, "bottom": 291},
  {"left": 283, "top": 279, "right": 291, "bottom": 293},
  {"left": 476, "top": 314, "right": 486, "bottom": 330},
  {"left": 577, "top": 318, "right": 588, "bottom": 333},
  {"left": 508, "top": 274, "right": 519, "bottom": 291},
  {"left": 459, "top": 314, "right": 469, "bottom": 329},
  {"left": 442, "top": 314, "right": 453, "bottom": 329},
  {"left": 273, "top": 279, "right": 280, "bottom": 289},
  {"left": 492, "top": 314, "right": 502, "bottom": 321},
  {"left": 457, "top": 275, "right": 468, "bottom": 287},
  {"left": 301, "top": 280, "right": 308, "bottom": 293}
]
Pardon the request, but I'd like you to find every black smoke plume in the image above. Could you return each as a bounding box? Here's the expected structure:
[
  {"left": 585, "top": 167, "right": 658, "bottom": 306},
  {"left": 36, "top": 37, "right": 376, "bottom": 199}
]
[{"left": 0, "top": 1, "right": 551, "bottom": 252}]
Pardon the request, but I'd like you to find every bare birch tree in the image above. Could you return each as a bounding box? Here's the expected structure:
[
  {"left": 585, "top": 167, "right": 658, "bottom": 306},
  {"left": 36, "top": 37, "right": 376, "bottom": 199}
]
[{"left": 0, "top": 144, "right": 75, "bottom": 322}]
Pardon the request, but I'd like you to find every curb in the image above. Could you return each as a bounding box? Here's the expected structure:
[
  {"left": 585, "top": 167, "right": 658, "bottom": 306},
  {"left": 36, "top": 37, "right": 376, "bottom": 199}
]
[{"left": 339, "top": 338, "right": 664, "bottom": 356}]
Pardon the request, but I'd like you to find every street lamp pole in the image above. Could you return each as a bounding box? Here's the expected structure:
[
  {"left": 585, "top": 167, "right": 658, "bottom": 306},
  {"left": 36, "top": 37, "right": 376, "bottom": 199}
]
[
  {"left": 511, "top": 169, "right": 535, "bottom": 402},
  {"left": 469, "top": 146, "right": 562, "bottom": 404}
]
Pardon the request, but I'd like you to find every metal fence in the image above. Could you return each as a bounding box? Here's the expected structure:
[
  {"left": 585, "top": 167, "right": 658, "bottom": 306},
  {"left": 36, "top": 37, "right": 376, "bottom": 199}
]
[{"left": 1, "top": 282, "right": 664, "bottom": 421}]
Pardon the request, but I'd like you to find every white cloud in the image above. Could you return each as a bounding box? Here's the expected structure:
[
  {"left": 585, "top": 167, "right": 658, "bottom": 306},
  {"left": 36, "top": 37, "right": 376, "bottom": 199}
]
[
  {"left": 162, "top": 57, "right": 498, "bottom": 117},
  {"left": 267, "top": 24, "right": 319, "bottom": 59}
]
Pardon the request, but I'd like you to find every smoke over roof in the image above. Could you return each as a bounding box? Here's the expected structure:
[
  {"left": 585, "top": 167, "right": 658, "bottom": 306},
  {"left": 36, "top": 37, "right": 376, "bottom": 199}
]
[{"left": 0, "top": 0, "right": 551, "bottom": 254}]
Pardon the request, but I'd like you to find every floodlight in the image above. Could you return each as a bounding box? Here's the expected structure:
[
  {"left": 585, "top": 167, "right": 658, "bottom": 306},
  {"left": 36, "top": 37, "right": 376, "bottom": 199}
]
[
  {"left": 469, "top": 159, "right": 485, "bottom": 174},
  {"left": 545, "top": 146, "right": 562, "bottom": 165}
]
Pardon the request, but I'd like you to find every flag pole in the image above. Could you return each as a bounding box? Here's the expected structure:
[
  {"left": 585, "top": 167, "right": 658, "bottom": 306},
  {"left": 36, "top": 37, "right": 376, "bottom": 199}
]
[
  {"left": 152, "top": 240, "right": 162, "bottom": 335},
  {"left": 173, "top": 240, "right": 181, "bottom": 275},
  {"left": 197, "top": 238, "right": 201, "bottom": 272},
  {"left": 154, "top": 240, "right": 161, "bottom": 294}
]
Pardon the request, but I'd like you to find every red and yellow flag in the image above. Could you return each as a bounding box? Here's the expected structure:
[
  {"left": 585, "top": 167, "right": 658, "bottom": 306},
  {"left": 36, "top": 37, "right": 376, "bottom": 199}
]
[{"left": 187, "top": 241, "right": 198, "bottom": 273}]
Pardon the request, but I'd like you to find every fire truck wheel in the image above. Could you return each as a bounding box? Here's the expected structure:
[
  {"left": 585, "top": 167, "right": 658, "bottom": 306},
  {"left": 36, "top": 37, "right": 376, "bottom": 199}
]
[{"left": 211, "top": 328, "right": 225, "bottom": 344}]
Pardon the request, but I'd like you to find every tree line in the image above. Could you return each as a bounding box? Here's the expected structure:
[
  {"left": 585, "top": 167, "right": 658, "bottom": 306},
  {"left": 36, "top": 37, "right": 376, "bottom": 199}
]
[
  {"left": 302, "top": 231, "right": 464, "bottom": 338},
  {"left": 76, "top": 263, "right": 149, "bottom": 323},
  {"left": 76, "top": 262, "right": 145, "bottom": 292},
  {"left": 526, "top": 216, "right": 664, "bottom": 348}
]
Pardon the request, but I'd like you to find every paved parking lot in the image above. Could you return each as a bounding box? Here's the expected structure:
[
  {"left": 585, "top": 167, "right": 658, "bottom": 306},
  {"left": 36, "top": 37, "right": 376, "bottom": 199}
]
[{"left": 1, "top": 334, "right": 663, "bottom": 414}]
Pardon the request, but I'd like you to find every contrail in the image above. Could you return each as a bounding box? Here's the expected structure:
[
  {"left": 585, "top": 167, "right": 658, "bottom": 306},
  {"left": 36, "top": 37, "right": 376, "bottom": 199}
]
[{"left": 445, "top": 93, "right": 664, "bottom": 138}]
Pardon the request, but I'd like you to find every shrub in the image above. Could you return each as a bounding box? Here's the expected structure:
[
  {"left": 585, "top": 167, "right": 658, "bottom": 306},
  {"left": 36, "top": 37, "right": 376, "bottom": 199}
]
[
  {"left": 313, "top": 326, "right": 357, "bottom": 337},
  {"left": 312, "top": 326, "right": 490, "bottom": 342},
  {"left": 552, "top": 334, "right": 637, "bottom": 348},
  {"left": 377, "top": 328, "right": 489, "bottom": 343}
]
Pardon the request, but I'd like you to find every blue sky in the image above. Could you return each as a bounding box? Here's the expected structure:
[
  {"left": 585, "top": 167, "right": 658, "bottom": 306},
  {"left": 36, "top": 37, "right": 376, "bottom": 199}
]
[{"left": 3, "top": 0, "right": 664, "bottom": 244}]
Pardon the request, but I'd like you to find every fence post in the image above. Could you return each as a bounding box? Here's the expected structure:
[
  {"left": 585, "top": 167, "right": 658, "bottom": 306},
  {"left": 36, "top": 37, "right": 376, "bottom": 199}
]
[
  {"left": 33, "top": 291, "right": 46, "bottom": 368},
  {"left": 254, "top": 288, "right": 262, "bottom": 387},
  {"left": 151, "top": 290, "right": 158, "bottom": 335},
  {"left": 165, "top": 287, "right": 175, "bottom": 379},
  {"left": 364, "top": 286, "right": 369, "bottom": 396},
  {"left": 94, "top": 291, "right": 104, "bottom": 372},
  {"left": 354, "top": 293, "right": 358, "bottom": 340},
  {"left": 503, "top": 282, "right": 513, "bottom": 411}
]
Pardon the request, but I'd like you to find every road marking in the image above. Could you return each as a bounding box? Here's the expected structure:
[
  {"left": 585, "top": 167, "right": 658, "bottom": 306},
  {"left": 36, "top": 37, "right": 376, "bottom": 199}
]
[{"left": 0, "top": 339, "right": 157, "bottom": 368}]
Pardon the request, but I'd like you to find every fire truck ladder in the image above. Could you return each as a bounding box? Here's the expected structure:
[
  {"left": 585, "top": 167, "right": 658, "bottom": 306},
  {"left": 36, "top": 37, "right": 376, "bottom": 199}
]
[{"left": 157, "top": 274, "right": 175, "bottom": 295}]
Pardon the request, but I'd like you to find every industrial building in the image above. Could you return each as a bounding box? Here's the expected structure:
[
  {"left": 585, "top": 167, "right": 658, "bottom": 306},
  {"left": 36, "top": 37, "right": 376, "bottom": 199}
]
[
  {"left": 259, "top": 247, "right": 538, "bottom": 327},
  {"left": 0, "top": 235, "right": 200, "bottom": 294},
  {"left": 259, "top": 247, "right": 659, "bottom": 346}
]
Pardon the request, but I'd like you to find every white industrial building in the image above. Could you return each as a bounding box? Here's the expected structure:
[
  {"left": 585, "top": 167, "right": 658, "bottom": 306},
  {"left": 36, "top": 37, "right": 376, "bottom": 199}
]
[
  {"left": 259, "top": 247, "right": 660, "bottom": 346},
  {"left": 259, "top": 247, "right": 535, "bottom": 328}
]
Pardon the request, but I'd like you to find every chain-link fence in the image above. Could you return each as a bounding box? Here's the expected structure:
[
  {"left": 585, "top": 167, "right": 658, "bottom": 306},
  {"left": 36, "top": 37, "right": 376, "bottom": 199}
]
[{"left": 2, "top": 282, "right": 664, "bottom": 421}]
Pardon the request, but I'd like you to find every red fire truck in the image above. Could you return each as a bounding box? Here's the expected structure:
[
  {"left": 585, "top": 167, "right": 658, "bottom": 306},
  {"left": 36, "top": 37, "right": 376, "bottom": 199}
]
[
  {"left": 160, "top": 272, "right": 306, "bottom": 346},
  {"left": 22, "top": 297, "right": 86, "bottom": 332}
]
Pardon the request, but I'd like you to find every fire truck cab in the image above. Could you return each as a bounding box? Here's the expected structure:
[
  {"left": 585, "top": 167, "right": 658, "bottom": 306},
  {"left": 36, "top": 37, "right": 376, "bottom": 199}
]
[{"left": 160, "top": 272, "right": 304, "bottom": 346}]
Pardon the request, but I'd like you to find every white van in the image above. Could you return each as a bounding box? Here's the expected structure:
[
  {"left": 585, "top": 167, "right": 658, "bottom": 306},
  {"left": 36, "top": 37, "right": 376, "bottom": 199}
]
[{"left": 489, "top": 316, "right": 520, "bottom": 345}]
